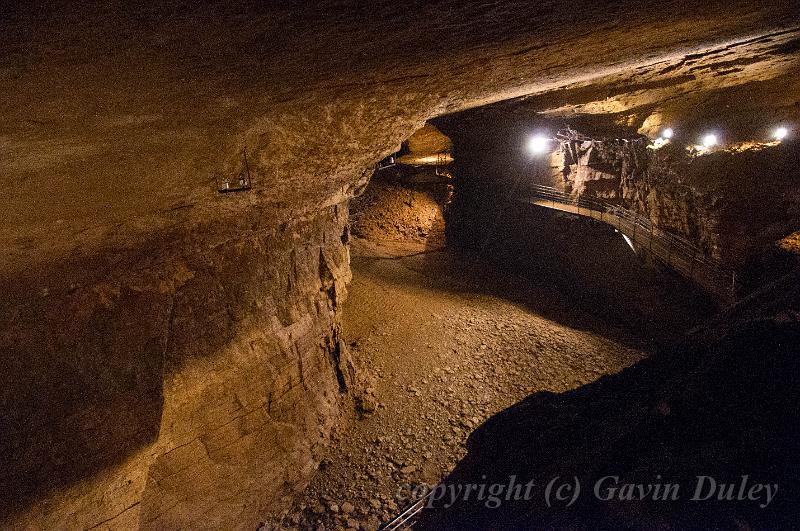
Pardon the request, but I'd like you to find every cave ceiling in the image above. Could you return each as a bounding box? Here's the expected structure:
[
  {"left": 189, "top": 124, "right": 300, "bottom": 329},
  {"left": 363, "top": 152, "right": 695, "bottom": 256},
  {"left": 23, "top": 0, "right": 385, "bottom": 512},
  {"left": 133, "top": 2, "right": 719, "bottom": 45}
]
[{"left": 1, "top": 1, "right": 798, "bottom": 276}]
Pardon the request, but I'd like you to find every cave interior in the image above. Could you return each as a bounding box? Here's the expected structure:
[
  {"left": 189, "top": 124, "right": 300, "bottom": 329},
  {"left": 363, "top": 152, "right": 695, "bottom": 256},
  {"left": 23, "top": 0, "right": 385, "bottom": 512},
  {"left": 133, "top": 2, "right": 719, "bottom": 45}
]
[{"left": 1, "top": 2, "right": 800, "bottom": 530}]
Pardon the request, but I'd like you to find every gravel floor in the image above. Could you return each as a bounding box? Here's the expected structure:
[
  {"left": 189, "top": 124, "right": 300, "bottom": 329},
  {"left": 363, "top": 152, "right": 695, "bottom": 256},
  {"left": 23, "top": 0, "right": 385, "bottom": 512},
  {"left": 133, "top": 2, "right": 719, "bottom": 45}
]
[{"left": 266, "top": 249, "right": 646, "bottom": 530}]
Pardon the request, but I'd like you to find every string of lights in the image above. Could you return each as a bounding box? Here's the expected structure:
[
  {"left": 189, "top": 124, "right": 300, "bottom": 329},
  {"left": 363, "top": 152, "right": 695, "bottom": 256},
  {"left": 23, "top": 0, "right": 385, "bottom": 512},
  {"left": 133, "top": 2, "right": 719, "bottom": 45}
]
[{"left": 526, "top": 125, "right": 792, "bottom": 157}]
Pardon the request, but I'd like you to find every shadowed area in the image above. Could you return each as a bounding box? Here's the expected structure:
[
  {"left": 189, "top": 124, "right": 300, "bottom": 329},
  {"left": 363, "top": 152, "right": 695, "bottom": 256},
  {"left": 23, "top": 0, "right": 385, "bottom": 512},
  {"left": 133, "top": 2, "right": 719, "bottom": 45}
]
[{"left": 417, "top": 272, "right": 800, "bottom": 530}]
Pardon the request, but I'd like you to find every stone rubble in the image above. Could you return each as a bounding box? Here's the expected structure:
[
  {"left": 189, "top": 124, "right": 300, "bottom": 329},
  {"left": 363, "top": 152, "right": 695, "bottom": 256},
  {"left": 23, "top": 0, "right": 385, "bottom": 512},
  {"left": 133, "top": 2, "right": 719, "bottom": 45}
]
[{"left": 263, "top": 251, "right": 645, "bottom": 530}]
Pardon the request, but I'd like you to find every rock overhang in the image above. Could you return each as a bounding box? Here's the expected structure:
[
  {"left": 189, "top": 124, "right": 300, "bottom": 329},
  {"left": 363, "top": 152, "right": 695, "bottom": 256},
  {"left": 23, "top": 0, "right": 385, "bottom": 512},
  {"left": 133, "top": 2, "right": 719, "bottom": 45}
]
[{"left": 1, "top": 1, "right": 799, "bottom": 279}]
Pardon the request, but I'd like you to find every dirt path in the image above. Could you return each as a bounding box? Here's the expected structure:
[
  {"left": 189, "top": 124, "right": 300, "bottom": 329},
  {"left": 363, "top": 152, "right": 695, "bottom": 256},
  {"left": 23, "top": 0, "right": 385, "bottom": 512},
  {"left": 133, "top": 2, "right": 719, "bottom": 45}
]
[{"left": 268, "top": 248, "right": 646, "bottom": 530}]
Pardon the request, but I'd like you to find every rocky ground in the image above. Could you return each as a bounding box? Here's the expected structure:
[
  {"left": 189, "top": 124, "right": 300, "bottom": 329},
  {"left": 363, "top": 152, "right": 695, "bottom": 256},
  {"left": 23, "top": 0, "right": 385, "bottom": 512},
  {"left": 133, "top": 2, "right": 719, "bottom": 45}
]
[
  {"left": 349, "top": 177, "right": 448, "bottom": 252},
  {"left": 263, "top": 247, "right": 647, "bottom": 530},
  {"left": 415, "top": 268, "right": 800, "bottom": 530}
]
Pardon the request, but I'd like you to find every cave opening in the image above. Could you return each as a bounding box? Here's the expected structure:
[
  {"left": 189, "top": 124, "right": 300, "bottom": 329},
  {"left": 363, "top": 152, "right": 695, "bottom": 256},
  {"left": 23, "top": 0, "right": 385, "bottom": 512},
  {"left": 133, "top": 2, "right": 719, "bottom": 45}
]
[{"left": 276, "top": 102, "right": 759, "bottom": 527}]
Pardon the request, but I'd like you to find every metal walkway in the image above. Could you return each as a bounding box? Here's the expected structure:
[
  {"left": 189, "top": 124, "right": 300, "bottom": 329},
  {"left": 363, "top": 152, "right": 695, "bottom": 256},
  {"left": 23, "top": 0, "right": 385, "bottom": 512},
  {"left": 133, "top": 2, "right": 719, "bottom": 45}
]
[{"left": 521, "top": 184, "right": 736, "bottom": 302}]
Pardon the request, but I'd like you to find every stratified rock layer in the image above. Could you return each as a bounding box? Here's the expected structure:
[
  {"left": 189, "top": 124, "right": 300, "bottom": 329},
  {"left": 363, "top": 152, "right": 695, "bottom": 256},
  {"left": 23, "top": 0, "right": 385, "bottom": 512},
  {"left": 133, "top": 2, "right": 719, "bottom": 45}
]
[{"left": 0, "top": 205, "right": 353, "bottom": 529}]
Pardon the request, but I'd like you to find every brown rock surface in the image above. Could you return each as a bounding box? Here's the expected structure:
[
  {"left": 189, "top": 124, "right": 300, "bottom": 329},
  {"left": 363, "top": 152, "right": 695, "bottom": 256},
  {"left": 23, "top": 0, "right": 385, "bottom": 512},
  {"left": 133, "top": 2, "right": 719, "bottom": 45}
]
[
  {"left": 2, "top": 2, "right": 798, "bottom": 275},
  {"left": 1, "top": 205, "right": 353, "bottom": 528},
  {"left": 267, "top": 248, "right": 650, "bottom": 530},
  {"left": 350, "top": 177, "right": 448, "bottom": 253},
  {"left": 1, "top": 1, "right": 799, "bottom": 528}
]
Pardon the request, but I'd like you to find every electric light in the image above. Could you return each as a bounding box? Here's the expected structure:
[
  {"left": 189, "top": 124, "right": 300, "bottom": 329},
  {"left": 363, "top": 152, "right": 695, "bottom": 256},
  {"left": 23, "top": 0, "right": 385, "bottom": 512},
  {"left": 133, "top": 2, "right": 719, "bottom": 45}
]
[
  {"left": 528, "top": 135, "right": 551, "bottom": 156},
  {"left": 662, "top": 128, "right": 674, "bottom": 139},
  {"left": 702, "top": 133, "right": 718, "bottom": 149},
  {"left": 774, "top": 127, "right": 789, "bottom": 141}
]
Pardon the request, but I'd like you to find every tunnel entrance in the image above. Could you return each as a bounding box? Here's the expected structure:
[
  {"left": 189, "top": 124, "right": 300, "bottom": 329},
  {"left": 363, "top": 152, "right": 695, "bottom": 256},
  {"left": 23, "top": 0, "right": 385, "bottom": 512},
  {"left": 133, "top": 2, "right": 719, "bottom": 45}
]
[
  {"left": 255, "top": 77, "right": 800, "bottom": 529},
  {"left": 348, "top": 124, "right": 454, "bottom": 258}
]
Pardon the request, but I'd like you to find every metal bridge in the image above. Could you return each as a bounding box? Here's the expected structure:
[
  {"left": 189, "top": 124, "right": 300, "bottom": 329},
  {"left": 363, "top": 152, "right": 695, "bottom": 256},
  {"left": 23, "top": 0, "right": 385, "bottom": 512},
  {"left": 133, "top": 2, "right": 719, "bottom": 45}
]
[{"left": 521, "top": 184, "right": 736, "bottom": 302}]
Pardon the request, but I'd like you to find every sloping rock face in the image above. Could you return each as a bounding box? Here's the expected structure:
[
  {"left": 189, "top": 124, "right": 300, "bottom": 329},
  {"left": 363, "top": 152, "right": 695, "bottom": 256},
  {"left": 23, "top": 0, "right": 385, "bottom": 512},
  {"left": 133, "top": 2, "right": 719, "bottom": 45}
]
[
  {"left": 0, "top": 205, "right": 353, "bottom": 529},
  {"left": 620, "top": 144, "right": 723, "bottom": 258},
  {"left": 349, "top": 177, "right": 448, "bottom": 253},
  {"left": 643, "top": 144, "right": 800, "bottom": 268}
]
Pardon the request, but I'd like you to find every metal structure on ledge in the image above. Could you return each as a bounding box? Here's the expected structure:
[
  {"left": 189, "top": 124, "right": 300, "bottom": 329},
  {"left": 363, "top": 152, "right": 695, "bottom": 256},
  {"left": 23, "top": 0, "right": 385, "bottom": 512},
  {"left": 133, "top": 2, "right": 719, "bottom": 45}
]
[
  {"left": 522, "top": 184, "right": 737, "bottom": 303},
  {"left": 376, "top": 154, "right": 398, "bottom": 170},
  {"left": 375, "top": 151, "right": 452, "bottom": 172},
  {"left": 217, "top": 150, "right": 252, "bottom": 193}
]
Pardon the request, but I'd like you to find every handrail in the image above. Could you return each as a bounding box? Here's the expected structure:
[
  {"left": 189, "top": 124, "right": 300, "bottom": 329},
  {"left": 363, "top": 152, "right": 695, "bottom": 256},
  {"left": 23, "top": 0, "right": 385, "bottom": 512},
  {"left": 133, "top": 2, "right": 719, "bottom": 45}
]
[
  {"left": 379, "top": 490, "right": 436, "bottom": 530},
  {"left": 521, "top": 184, "right": 736, "bottom": 302}
]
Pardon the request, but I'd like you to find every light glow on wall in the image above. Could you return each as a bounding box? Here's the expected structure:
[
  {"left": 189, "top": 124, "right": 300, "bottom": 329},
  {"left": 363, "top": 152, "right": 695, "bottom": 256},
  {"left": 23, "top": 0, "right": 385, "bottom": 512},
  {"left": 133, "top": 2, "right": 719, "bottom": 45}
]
[
  {"left": 527, "top": 135, "right": 551, "bottom": 156},
  {"left": 702, "top": 133, "right": 719, "bottom": 148},
  {"left": 774, "top": 127, "right": 789, "bottom": 141}
]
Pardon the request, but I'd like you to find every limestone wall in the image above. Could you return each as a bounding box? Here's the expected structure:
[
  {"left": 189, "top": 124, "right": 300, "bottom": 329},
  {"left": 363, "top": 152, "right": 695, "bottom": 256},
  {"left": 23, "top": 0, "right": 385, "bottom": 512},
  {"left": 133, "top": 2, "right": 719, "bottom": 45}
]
[{"left": 0, "top": 205, "right": 353, "bottom": 529}]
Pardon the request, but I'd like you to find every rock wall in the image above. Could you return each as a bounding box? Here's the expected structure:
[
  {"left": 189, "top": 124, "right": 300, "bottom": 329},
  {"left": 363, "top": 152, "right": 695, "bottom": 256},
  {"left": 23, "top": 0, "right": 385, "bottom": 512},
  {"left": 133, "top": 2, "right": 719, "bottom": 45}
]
[
  {"left": 556, "top": 138, "right": 724, "bottom": 257},
  {"left": 436, "top": 98, "right": 798, "bottom": 302},
  {"left": 0, "top": 204, "right": 354, "bottom": 529},
  {"left": 559, "top": 137, "right": 650, "bottom": 199},
  {"left": 557, "top": 139, "right": 800, "bottom": 272}
]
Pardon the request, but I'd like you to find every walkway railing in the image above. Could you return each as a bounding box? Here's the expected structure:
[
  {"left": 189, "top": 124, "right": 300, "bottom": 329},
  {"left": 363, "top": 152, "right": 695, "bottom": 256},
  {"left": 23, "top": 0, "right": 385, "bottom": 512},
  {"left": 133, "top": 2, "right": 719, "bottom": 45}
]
[
  {"left": 379, "top": 490, "right": 436, "bottom": 530},
  {"left": 521, "top": 184, "right": 736, "bottom": 302}
]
